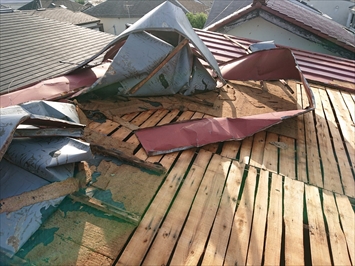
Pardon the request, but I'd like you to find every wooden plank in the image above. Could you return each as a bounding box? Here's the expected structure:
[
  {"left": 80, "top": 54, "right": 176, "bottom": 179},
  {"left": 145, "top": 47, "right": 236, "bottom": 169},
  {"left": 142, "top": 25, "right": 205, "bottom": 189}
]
[
  {"left": 170, "top": 154, "right": 229, "bottom": 265},
  {"left": 341, "top": 91, "right": 355, "bottom": 124},
  {"left": 335, "top": 193, "right": 355, "bottom": 265},
  {"left": 305, "top": 184, "right": 332, "bottom": 265},
  {"left": 101, "top": 111, "right": 140, "bottom": 131},
  {"left": 303, "top": 88, "right": 323, "bottom": 188},
  {"left": 224, "top": 166, "right": 258, "bottom": 266},
  {"left": 115, "top": 149, "right": 195, "bottom": 266},
  {"left": 110, "top": 112, "right": 142, "bottom": 140},
  {"left": 296, "top": 83, "right": 308, "bottom": 182},
  {"left": 202, "top": 160, "right": 245, "bottom": 265},
  {"left": 246, "top": 169, "right": 269, "bottom": 266},
  {"left": 239, "top": 135, "right": 253, "bottom": 164},
  {"left": 313, "top": 88, "right": 343, "bottom": 194},
  {"left": 284, "top": 176, "right": 304, "bottom": 265},
  {"left": 327, "top": 89, "right": 355, "bottom": 172},
  {"left": 249, "top": 131, "right": 266, "bottom": 169},
  {"left": 318, "top": 89, "right": 355, "bottom": 198},
  {"left": 278, "top": 136, "right": 296, "bottom": 179},
  {"left": 264, "top": 173, "right": 283, "bottom": 265},
  {"left": 142, "top": 150, "right": 213, "bottom": 265},
  {"left": 262, "top": 132, "right": 279, "bottom": 173},
  {"left": 91, "top": 119, "right": 120, "bottom": 135},
  {"left": 322, "top": 190, "right": 351, "bottom": 265},
  {"left": 220, "top": 140, "right": 241, "bottom": 159}
]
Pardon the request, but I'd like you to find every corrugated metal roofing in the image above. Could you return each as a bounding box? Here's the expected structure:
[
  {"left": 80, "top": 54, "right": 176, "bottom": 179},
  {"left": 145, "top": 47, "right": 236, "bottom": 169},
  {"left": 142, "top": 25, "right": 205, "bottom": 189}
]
[
  {"left": 0, "top": 11, "right": 116, "bottom": 94},
  {"left": 195, "top": 29, "right": 355, "bottom": 90}
]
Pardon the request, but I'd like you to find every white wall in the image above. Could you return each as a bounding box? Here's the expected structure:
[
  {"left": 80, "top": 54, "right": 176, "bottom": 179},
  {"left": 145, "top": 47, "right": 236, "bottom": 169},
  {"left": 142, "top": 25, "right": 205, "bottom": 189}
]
[
  {"left": 224, "top": 17, "right": 339, "bottom": 56},
  {"left": 305, "top": 0, "right": 354, "bottom": 26},
  {"left": 100, "top": 17, "right": 139, "bottom": 35}
]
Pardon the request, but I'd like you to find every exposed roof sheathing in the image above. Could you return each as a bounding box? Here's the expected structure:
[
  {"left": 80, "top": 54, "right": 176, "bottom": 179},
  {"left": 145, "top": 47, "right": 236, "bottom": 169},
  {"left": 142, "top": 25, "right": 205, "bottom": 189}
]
[{"left": 0, "top": 11, "right": 116, "bottom": 94}]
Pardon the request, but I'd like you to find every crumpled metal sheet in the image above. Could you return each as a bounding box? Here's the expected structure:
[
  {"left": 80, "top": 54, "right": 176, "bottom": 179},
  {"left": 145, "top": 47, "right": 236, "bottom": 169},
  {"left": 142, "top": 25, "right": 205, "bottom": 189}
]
[
  {"left": 87, "top": 31, "right": 216, "bottom": 96},
  {"left": 0, "top": 100, "right": 85, "bottom": 161},
  {"left": 74, "top": 1, "right": 224, "bottom": 97},
  {"left": 0, "top": 100, "right": 92, "bottom": 258},
  {"left": 135, "top": 48, "right": 315, "bottom": 155},
  {"left": 0, "top": 159, "right": 63, "bottom": 258}
]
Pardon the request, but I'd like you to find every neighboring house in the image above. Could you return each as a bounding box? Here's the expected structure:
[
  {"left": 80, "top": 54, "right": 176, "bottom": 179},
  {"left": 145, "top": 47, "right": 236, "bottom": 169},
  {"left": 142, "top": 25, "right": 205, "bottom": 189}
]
[
  {"left": 0, "top": 10, "right": 116, "bottom": 94},
  {"left": 22, "top": 7, "right": 104, "bottom": 30},
  {"left": 83, "top": 0, "right": 208, "bottom": 35},
  {"left": 305, "top": 0, "right": 355, "bottom": 27},
  {"left": 19, "top": 0, "right": 85, "bottom": 12},
  {"left": 204, "top": 0, "right": 355, "bottom": 59}
]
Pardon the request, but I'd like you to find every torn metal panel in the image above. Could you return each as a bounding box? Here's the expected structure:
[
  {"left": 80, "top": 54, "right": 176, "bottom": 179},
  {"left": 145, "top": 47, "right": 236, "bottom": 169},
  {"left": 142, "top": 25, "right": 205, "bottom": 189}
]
[
  {"left": 88, "top": 32, "right": 216, "bottom": 96},
  {"left": 0, "top": 159, "right": 63, "bottom": 258},
  {"left": 73, "top": 1, "right": 224, "bottom": 97},
  {"left": 0, "top": 62, "right": 110, "bottom": 108},
  {"left": 220, "top": 48, "right": 315, "bottom": 109},
  {"left": 135, "top": 47, "right": 316, "bottom": 155},
  {"left": 4, "top": 137, "right": 92, "bottom": 182},
  {"left": 136, "top": 109, "right": 309, "bottom": 156},
  {"left": 0, "top": 101, "right": 85, "bottom": 161}
]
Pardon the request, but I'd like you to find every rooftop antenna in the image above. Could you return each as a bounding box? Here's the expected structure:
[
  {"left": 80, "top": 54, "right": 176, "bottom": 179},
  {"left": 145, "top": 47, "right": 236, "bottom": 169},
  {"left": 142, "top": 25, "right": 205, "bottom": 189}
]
[{"left": 124, "top": 1, "right": 133, "bottom": 18}]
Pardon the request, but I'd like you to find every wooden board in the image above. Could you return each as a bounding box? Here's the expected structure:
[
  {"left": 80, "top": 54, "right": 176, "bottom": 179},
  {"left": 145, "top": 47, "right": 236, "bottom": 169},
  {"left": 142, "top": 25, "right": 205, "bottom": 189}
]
[
  {"left": 322, "top": 190, "right": 351, "bottom": 265},
  {"left": 249, "top": 131, "right": 266, "bottom": 169},
  {"left": 303, "top": 88, "right": 323, "bottom": 188},
  {"left": 340, "top": 91, "right": 355, "bottom": 124},
  {"left": 246, "top": 169, "right": 269, "bottom": 265},
  {"left": 318, "top": 88, "right": 355, "bottom": 197},
  {"left": 115, "top": 149, "right": 195, "bottom": 266},
  {"left": 142, "top": 149, "right": 213, "bottom": 266},
  {"left": 296, "top": 83, "right": 309, "bottom": 182},
  {"left": 220, "top": 140, "right": 241, "bottom": 159},
  {"left": 224, "top": 166, "right": 258, "bottom": 266},
  {"left": 202, "top": 160, "right": 245, "bottom": 265},
  {"left": 278, "top": 135, "right": 296, "bottom": 179},
  {"left": 239, "top": 136, "right": 254, "bottom": 165},
  {"left": 264, "top": 173, "right": 283, "bottom": 265},
  {"left": 326, "top": 89, "right": 355, "bottom": 173},
  {"left": 284, "top": 176, "right": 304, "bottom": 265},
  {"left": 335, "top": 193, "right": 355, "bottom": 264},
  {"left": 313, "top": 88, "right": 343, "bottom": 194},
  {"left": 262, "top": 132, "right": 279, "bottom": 173},
  {"left": 305, "top": 184, "right": 332, "bottom": 265},
  {"left": 170, "top": 154, "right": 229, "bottom": 265}
]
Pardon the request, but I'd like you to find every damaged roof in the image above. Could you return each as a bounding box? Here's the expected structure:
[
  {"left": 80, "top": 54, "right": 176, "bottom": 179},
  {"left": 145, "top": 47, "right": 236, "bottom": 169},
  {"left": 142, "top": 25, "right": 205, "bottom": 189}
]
[
  {"left": 0, "top": 11, "right": 115, "bottom": 94},
  {"left": 204, "top": 0, "right": 355, "bottom": 58},
  {"left": 19, "top": 0, "right": 85, "bottom": 12}
]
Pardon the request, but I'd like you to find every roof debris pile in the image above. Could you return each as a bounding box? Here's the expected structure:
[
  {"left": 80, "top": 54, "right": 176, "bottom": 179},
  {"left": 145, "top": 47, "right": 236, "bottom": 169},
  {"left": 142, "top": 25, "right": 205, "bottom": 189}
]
[
  {"left": 0, "top": 101, "right": 92, "bottom": 258},
  {"left": 74, "top": 0, "right": 224, "bottom": 97}
]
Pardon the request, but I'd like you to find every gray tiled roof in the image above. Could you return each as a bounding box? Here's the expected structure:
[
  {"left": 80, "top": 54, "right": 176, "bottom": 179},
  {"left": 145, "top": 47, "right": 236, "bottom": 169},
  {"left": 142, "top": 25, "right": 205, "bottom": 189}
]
[
  {"left": 19, "top": 0, "right": 85, "bottom": 12},
  {"left": 23, "top": 8, "right": 100, "bottom": 25},
  {"left": 0, "top": 11, "right": 116, "bottom": 94},
  {"left": 205, "top": 0, "right": 251, "bottom": 27},
  {"left": 84, "top": 0, "right": 192, "bottom": 18}
]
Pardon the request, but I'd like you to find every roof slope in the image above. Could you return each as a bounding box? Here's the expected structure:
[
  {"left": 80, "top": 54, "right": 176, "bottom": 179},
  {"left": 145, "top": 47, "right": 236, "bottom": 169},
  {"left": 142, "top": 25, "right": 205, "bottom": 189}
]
[
  {"left": 205, "top": 0, "right": 355, "bottom": 56},
  {"left": 23, "top": 8, "right": 100, "bottom": 25},
  {"left": 19, "top": 0, "right": 85, "bottom": 12},
  {"left": 0, "top": 11, "right": 115, "bottom": 94},
  {"left": 83, "top": 0, "right": 196, "bottom": 18}
]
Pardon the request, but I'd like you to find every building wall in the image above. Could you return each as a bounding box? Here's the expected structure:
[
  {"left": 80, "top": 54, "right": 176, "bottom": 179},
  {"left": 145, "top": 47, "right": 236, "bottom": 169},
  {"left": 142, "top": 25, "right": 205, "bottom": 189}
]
[
  {"left": 306, "top": 0, "right": 354, "bottom": 26},
  {"left": 224, "top": 17, "right": 339, "bottom": 57},
  {"left": 100, "top": 17, "right": 139, "bottom": 35}
]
